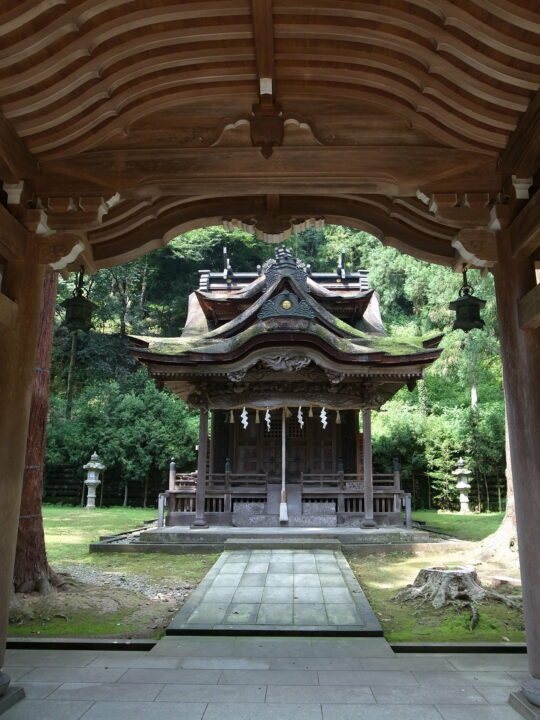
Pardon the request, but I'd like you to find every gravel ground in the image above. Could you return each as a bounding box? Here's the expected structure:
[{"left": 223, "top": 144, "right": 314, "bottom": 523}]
[{"left": 53, "top": 563, "right": 194, "bottom": 604}]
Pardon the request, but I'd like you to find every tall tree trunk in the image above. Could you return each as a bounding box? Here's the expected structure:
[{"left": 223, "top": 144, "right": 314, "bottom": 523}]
[
  {"left": 478, "top": 403, "right": 518, "bottom": 560},
  {"left": 123, "top": 482, "right": 128, "bottom": 507},
  {"left": 13, "top": 272, "right": 61, "bottom": 594}
]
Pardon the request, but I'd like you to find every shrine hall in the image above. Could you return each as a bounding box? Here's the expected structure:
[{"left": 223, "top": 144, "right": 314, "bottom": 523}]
[
  {"left": 0, "top": 1, "right": 539, "bottom": 715},
  {"left": 132, "top": 246, "right": 441, "bottom": 528}
]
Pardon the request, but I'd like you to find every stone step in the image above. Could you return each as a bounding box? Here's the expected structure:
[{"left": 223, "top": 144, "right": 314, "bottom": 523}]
[{"left": 224, "top": 538, "right": 342, "bottom": 550}]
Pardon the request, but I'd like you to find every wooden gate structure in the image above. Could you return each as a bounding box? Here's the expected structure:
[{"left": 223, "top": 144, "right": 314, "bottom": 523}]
[{"left": 0, "top": 1, "right": 539, "bottom": 708}]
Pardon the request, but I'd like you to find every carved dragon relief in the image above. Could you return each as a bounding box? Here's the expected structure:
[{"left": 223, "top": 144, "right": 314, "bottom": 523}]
[
  {"left": 185, "top": 375, "right": 390, "bottom": 411},
  {"left": 261, "top": 354, "right": 312, "bottom": 372}
]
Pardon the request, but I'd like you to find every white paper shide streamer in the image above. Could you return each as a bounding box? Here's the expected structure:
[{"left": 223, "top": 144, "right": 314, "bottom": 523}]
[
  {"left": 320, "top": 407, "right": 328, "bottom": 429},
  {"left": 240, "top": 407, "right": 249, "bottom": 429},
  {"left": 297, "top": 406, "right": 304, "bottom": 429},
  {"left": 265, "top": 407, "right": 271, "bottom": 431}
]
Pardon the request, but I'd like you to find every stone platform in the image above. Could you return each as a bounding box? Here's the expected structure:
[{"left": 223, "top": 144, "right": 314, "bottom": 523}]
[
  {"left": 166, "top": 549, "right": 381, "bottom": 635},
  {"left": 90, "top": 525, "right": 438, "bottom": 554}
]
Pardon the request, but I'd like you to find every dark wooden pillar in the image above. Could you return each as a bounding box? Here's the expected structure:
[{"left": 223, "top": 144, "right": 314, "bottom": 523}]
[
  {"left": 494, "top": 234, "right": 540, "bottom": 706},
  {"left": 361, "top": 409, "right": 377, "bottom": 528},
  {"left": 0, "top": 256, "right": 45, "bottom": 700},
  {"left": 191, "top": 407, "right": 209, "bottom": 528}
]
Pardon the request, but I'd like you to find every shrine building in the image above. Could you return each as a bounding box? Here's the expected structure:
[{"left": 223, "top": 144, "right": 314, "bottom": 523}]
[{"left": 132, "top": 247, "right": 441, "bottom": 528}]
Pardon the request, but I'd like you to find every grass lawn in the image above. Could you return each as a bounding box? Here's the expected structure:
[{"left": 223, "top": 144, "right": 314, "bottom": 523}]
[
  {"left": 9, "top": 505, "right": 218, "bottom": 638},
  {"left": 412, "top": 510, "right": 504, "bottom": 541},
  {"left": 42, "top": 504, "right": 218, "bottom": 583},
  {"left": 350, "top": 549, "right": 523, "bottom": 643}
]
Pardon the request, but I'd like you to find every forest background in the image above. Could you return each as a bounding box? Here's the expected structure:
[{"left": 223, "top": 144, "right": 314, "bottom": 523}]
[{"left": 46, "top": 226, "right": 504, "bottom": 512}]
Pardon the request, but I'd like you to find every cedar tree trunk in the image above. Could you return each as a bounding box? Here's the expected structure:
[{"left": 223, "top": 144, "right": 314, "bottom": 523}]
[{"left": 13, "top": 271, "right": 60, "bottom": 594}]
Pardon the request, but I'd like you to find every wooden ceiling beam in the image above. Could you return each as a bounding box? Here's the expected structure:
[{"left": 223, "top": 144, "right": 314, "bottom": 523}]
[
  {"left": 498, "top": 89, "right": 540, "bottom": 176},
  {"left": 250, "top": 0, "right": 274, "bottom": 95},
  {"left": 37, "top": 145, "right": 498, "bottom": 199},
  {"left": 518, "top": 283, "right": 540, "bottom": 330},
  {"left": 0, "top": 205, "right": 29, "bottom": 260},
  {"left": 510, "top": 190, "right": 540, "bottom": 258},
  {"left": 0, "top": 113, "right": 38, "bottom": 181}
]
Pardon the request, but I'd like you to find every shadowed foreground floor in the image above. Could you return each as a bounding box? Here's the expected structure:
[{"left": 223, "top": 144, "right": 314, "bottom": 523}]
[{"left": 3, "top": 636, "right": 525, "bottom": 720}]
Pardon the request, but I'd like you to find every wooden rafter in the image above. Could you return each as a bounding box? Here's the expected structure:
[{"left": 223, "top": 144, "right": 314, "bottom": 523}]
[{"left": 250, "top": 0, "right": 274, "bottom": 94}]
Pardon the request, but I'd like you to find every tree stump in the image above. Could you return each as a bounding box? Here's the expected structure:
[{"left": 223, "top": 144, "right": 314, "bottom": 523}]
[
  {"left": 393, "top": 566, "right": 521, "bottom": 630},
  {"left": 394, "top": 566, "right": 485, "bottom": 608}
]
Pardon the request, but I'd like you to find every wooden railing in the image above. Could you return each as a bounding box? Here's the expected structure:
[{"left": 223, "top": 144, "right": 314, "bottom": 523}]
[{"left": 161, "top": 469, "right": 408, "bottom": 526}]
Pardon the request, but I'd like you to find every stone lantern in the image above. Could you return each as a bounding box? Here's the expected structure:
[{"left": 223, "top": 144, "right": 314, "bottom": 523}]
[
  {"left": 452, "top": 457, "right": 472, "bottom": 513},
  {"left": 83, "top": 451, "right": 105, "bottom": 509}
]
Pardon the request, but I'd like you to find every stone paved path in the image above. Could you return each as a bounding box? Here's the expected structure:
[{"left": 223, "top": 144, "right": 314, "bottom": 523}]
[
  {"left": 3, "top": 638, "right": 525, "bottom": 719},
  {"left": 167, "top": 549, "right": 380, "bottom": 634}
]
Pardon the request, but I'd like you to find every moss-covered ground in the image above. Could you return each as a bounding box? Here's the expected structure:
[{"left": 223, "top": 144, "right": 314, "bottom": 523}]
[
  {"left": 9, "top": 506, "right": 218, "bottom": 638},
  {"left": 349, "top": 547, "right": 523, "bottom": 643},
  {"left": 412, "top": 510, "right": 505, "bottom": 541},
  {"left": 10, "top": 505, "right": 522, "bottom": 642}
]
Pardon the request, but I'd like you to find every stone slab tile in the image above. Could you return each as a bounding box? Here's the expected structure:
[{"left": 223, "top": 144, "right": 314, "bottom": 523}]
[
  {"left": 293, "top": 573, "right": 321, "bottom": 587},
  {"left": 48, "top": 682, "right": 163, "bottom": 701},
  {"left": 261, "top": 586, "right": 294, "bottom": 603},
  {"left": 4, "top": 650, "right": 97, "bottom": 667},
  {"left": 446, "top": 655, "right": 530, "bottom": 671},
  {"left": 232, "top": 587, "right": 264, "bottom": 603},
  {"left": 415, "top": 671, "right": 517, "bottom": 686},
  {"left": 118, "top": 668, "right": 221, "bottom": 684},
  {"left": 265, "top": 573, "right": 294, "bottom": 587},
  {"left": 267, "top": 656, "right": 455, "bottom": 671},
  {"left": 318, "top": 670, "right": 419, "bottom": 686},
  {"left": 437, "top": 705, "right": 523, "bottom": 720},
  {"left": 156, "top": 683, "right": 266, "bottom": 703},
  {"left": 87, "top": 654, "right": 180, "bottom": 668},
  {"left": 324, "top": 603, "right": 363, "bottom": 626},
  {"left": 181, "top": 657, "right": 270, "bottom": 670},
  {"left": 80, "top": 701, "right": 207, "bottom": 720},
  {"left": 203, "top": 703, "right": 323, "bottom": 720},
  {"left": 225, "top": 603, "right": 260, "bottom": 623},
  {"left": 239, "top": 573, "right": 267, "bottom": 587},
  {"left": 308, "top": 638, "right": 393, "bottom": 658},
  {"left": 292, "top": 586, "right": 324, "bottom": 603},
  {"left": 20, "top": 666, "right": 127, "bottom": 683},
  {"left": 19, "top": 682, "right": 61, "bottom": 699},
  {"left": 0, "top": 699, "right": 93, "bottom": 720},
  {"left": 256, "top": 603, "right": 293, "bottom": 625},
  {"left": 293, "top": 604, "right": 328, "bottom": 626},
  {"left": 3, "top": 667, "right": 34, "bottom": 682},
  {"left": 321, "top": 704, "right": 444, "bottom": 720},
  {"left": 219, "top": 669, "right": 318, "bottom": 685},
  {"left": 372, "top": 685, "right": 488, "bottom": 704},
  {"left": 475, "top": 685, "right": 521, "bottom": 705},
  {"left": 266, "top": 685, "right": 375, "bottom": 704}
]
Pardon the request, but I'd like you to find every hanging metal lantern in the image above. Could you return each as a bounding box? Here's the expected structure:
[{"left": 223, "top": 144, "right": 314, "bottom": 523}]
[
  {"left": 61, "top": 267, "right": 96, "bottom": 332},
  {"left": 448, "top": 270, "right": 485, "bottom": 332}
]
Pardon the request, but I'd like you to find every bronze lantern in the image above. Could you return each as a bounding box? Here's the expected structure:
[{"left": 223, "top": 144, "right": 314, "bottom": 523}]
[
  {"left": 61, "top": 267, "right": 96, "bottom": 332},
  {"left": 449, "top": 270, "right": 485, "bottom": 332}
]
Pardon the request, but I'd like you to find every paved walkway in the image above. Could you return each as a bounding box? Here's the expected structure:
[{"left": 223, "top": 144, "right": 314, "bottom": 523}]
[
  {"left": 167, "top": 549, "right": 380, "bottom": 633},
  {"left": 3, "top": 637, "right": 525, "bottom": 719}
]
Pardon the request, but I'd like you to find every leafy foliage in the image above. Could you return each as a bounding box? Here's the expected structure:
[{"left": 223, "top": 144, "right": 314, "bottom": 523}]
[{"left": 49, "top": 225, "right": 505, "bottom": 509}]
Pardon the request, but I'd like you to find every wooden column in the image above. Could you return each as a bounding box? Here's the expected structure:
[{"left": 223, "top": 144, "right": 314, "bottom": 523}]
[
  {"left": 191, "top": 408, "right": 209, "bottom": 528},
  {"left": 0, "top": 256, "right": 45, "bottom": 698},
  {"left": 494, "top": 233, "right": 540, "bottom": 707},
  {"left": 361, "top": 409, "right": 377, "bottom": 528}
]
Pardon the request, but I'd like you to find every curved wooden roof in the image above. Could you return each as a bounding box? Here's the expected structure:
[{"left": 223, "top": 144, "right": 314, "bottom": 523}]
[{"left": 1, "top": 0, "right": 539, "bottom": 272}]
